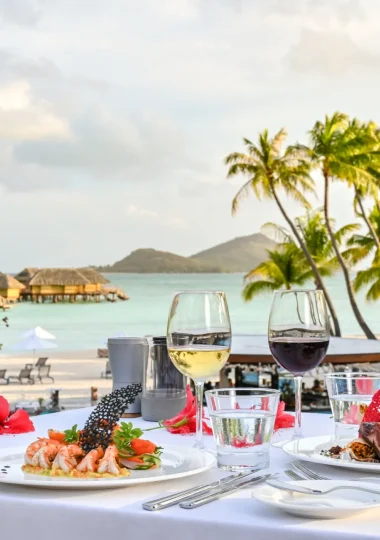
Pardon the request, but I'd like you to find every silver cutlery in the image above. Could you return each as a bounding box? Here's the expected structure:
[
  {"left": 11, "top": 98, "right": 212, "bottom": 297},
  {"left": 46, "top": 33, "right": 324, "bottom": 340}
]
[
  {"left": 179, "top": 473, "right": 274, "bottom": 509},
  {"left": 142, "top": 470, "right": 257, "bottom": 511},
  {"left": 284, "top": 469, "right": 304, "bottom": 481},
  {"left": 291, "top": 461, "right": 329, "bottom": 480},
  {"left": 266, "top": 478, "right": 380, "bottom": 496},
  {"left": 290, "top": 461, "right": 380, "bottom": 484}
]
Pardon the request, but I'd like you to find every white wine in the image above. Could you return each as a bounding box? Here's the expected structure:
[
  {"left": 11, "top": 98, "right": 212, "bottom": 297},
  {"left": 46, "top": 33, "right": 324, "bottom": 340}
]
[{"left": 168, "top": 345, "right": 231, "bottom": 380}]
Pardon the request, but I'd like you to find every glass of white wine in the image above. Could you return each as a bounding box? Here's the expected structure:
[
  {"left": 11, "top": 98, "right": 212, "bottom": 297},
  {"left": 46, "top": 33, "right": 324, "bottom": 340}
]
[{"left": 167, "top": 291, "right": 232, "bottom": 449}]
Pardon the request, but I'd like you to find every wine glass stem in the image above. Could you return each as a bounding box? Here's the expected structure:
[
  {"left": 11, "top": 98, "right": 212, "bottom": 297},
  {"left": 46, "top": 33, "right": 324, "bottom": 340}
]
[
  {"left": 194, "top": 380, "right": 204, "bottom": 449},
  {"left": 294, "top": 375, "right": 303, "bottom": 439}
]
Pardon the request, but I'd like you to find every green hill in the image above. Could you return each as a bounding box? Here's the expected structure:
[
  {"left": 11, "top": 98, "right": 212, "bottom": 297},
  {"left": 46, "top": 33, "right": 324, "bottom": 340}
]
[
  {"left": 191, "top": 233, "right": 277, "bottom": 272},
  {"left": 96, "top": 248, "right": 221, "bottom": 273},
  {"left": 96, "top": 234, "right": 276, "bottom": 273}
]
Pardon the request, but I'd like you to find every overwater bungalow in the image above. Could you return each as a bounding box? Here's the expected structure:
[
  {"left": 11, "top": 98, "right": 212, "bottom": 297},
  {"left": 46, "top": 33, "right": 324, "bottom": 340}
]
[
  {"left": 23, "top": 268, "right": 128, "bottom": 302},
  {"left": 0, "top": 273, "right": 25, "bottom": 301},
  {"left": 15, "top": 268, "right": 39, "bottom": 287}
]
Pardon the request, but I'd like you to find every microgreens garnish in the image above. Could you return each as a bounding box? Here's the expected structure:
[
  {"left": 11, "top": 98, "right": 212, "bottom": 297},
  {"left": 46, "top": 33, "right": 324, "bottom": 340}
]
[
  {"left": 113, "top": 422, "right": 143, "bottom": 453},
  {"left": 64, "top": 424, "right": 80, "bottom": 443}
]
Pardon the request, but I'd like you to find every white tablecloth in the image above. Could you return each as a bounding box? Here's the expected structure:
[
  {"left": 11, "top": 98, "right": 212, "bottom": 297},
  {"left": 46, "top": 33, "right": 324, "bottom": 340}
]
[{"left": 1, "top": 409, "right": 379, "bottom": 540}]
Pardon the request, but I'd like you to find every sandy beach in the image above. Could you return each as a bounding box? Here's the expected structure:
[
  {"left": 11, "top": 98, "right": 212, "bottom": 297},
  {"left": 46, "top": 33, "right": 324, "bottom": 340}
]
[{"left": 0, "top": 349, "right": 112, "bottom": 409}]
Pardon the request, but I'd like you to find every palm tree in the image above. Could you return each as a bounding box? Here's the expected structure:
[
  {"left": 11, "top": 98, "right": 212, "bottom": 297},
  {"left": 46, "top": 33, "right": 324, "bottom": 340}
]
[
  {"left": 350, "top": 120, "right": 380, "bottom": 249},
  {"left": 305, "top": 112, "right": 379, "bottom": 339},
  {"left": 226, "top": 129, "right": 342, "bottom": 337},
  {"left": 263, "top": 210, "right": 360, "bottom": 283},
  {"left": 243, "top": 243, "right": 309, "bottom": 300}
]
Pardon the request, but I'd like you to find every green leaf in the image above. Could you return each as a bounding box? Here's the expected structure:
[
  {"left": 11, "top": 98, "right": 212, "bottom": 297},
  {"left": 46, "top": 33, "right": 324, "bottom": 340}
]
[
  {"left": 113, "top": 421, "right": 143, "bottom": 453},
  {"left": 64, "top": 424, "right": 80, "bottom": 443}
]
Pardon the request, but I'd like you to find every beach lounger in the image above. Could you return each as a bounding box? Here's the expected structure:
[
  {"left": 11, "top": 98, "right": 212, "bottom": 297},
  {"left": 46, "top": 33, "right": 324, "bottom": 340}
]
[
  {"left": 0, "top": 369, "right": 8, "bottom": 385},
  {"left": 101, "top": 361, "right": 112, "bottom": 379},
  {"left": 36, "top": 365, "right": 54, "bottom": 383},
  {"left": 35, "top": 357, "right": 48, "bottom": 368},
  {"left": 7, "top": 368, "right": 34, "bottom": 385},
  {"left": 24, "top": 363, "right": 33, "bottom": 370}
]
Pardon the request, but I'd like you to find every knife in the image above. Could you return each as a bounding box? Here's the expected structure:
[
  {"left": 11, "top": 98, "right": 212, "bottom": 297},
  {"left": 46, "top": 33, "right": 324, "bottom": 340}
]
[
  {"left": 179, "top": 473, "right": 274, "bottom": 509},
  {"left": 142, "top": 470, "right": 257, "bottom": 511}
]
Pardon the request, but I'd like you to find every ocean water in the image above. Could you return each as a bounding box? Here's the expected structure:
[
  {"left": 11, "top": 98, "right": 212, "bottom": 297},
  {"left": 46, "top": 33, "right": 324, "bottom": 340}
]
[{"left": 2, "top": 273, "right": 380, "bottom": 352}]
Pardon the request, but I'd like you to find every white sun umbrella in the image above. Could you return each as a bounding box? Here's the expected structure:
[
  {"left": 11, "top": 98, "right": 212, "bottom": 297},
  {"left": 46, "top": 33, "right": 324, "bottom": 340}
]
[
  {"left": 23, "top": 326, "right": 56, "bottom": 340},
  {"left": 12, "top": 336, "right": 58, "bottom": 362}
]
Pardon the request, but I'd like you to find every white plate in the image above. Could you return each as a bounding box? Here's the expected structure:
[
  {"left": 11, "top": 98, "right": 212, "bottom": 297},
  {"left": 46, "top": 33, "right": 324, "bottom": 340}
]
[
  {"left": 0, "top": 445, "right": 215, "bottom": 489},
  {"left": 253, "top": 480, "right": 380, "bottom": 519},
  {"left": 282, "top": 435, "right": 380, "bottom": 473}
]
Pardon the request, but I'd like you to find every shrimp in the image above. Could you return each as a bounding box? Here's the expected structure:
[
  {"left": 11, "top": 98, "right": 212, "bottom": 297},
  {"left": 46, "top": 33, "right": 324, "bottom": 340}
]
[
  {"left": 31, "top": 444, "right": 61, "bottom": 469},
  {"left": 52, "top": 444, "right": 84, "bottom": 473},
  {"left": 25, "top": 438, "right": 62, "bottom": 465},
  {"left": 76, "top": 447, "right": 104, "bottom": 473},
  {"left": 97, "top": 445, "right": 120, "bottom": 475}
]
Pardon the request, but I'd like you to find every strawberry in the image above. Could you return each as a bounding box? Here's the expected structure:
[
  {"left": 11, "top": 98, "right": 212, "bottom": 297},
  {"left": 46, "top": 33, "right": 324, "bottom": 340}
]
[{"left": 362, "top": 390, "right": 380, "bottom": 423}]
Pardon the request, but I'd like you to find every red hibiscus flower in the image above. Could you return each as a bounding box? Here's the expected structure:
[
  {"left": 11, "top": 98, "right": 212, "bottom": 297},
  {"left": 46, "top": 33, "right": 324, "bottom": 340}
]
[
  {"left": 274, "top": 401, "right": 295, "bottom": 431},
  {"left": 0, "top": 396, "right": 10, "bottom": 424},
  {"left": 0, "top": 396, "right": 35, "bottom": 435},
  {"left": 162, "top": 385, "right": 212, "bottom": 435}
]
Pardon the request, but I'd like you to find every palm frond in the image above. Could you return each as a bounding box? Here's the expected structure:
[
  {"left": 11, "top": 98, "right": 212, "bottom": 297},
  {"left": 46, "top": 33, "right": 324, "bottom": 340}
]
[
  {"left": 353, "top": 266, "right": 380, "bottom": 292},
  {"left": 366, "top": 280, "right": 380, "bottom": 301},
  {"left": 261, "top": 222, "right": 293, "bottom": 244},
  {"left": 242, "top": 280, "right": 278, "bottom": 302}
]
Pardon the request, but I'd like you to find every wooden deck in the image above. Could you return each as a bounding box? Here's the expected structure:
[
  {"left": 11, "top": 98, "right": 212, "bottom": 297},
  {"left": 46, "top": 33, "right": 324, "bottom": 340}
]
[{"left": 229, "top": 334, "right": 380, "bottom": 365}]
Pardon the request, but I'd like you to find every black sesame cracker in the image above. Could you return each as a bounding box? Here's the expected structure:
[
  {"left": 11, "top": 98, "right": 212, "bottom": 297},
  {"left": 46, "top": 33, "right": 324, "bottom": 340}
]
[{"left": 79, "top": 384, "right": 142, "bottom": 452}]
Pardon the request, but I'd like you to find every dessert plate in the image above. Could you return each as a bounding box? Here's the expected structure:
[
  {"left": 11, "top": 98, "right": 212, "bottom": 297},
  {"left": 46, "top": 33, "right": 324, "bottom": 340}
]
[
  {"left": 282, "top": 436, "right": 380, "bottom": 473},
  {"left": 253, "top": 480, "right": 380, "bottom": 519}
]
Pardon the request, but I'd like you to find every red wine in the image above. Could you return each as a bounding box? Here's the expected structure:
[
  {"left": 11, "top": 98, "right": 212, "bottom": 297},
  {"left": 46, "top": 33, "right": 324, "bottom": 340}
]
[{"left": 269, "top": 337, "right": 329, "bottom": 376}]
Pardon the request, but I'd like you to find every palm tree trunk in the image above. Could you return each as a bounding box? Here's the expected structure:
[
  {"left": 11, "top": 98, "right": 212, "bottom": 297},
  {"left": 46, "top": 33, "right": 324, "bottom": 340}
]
[
  {"left": 270, "top": 184, "right": 340, "bottom": 337},
  {"left": 324, "top": 174, "right": 377, "bottom": 339},
  {"left": 355, "top": 187, "right": 380, "bottom": 249}
]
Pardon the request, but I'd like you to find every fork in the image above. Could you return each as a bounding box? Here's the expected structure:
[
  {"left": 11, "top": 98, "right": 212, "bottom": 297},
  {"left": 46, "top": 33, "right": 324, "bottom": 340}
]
[
  {"left": 291, "top": 461, "right": 330, "bottom": 480},
  {"left": 284, "top": 469, "right": 305, "bottom": 481},
  {"left": 290, "top": 461, "right": 380, "bottom": 484}
]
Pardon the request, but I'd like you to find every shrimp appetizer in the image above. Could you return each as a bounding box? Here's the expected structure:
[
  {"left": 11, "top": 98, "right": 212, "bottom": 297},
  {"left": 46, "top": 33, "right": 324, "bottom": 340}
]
[{"left": 22, "top": 387, "right": 162, "bottom": 479}]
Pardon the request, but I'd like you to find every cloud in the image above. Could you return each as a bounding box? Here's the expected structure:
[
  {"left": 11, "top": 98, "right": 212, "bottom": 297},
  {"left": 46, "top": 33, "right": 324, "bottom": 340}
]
[
  {"left": 127, "top": 205, "right": 157, "bottom": 218},
  {"left": 0, "top": 0, "right": 43, "bottom": 26},
  {"left": 267, "top": 0, "right": 364, "bottom": 25},
  {"left": 0, "top": 80, "right": 69, "bottom": 140},
  {"left": 287, "top": 29, "right": 379, "bottom": 75},
  {"left": 13, "top": 107, "right": 190, "bottom": 179}
]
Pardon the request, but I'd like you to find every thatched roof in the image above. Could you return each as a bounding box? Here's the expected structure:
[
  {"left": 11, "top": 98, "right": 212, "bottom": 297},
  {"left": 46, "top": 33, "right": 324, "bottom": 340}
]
[
  {"left": 30, "top": 269, "right": 90, "bottom": 286},
  {"left": 0, "top": 273, "right": 25, "bottom": 289},
  {"left": 29, "top": 268, "right": 109, "bottom": 286},
  {"left": 78, "top": 268, "right": 109, "bottom": 284},
  {"left": 14, "top": 268, "right": 39, "bottom": 285}
]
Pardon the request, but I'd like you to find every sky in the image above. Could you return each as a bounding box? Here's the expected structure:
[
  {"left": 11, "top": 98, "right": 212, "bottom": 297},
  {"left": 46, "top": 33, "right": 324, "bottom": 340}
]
[{"left": 0, "top": 0, "right": 380, "bottom": 270}]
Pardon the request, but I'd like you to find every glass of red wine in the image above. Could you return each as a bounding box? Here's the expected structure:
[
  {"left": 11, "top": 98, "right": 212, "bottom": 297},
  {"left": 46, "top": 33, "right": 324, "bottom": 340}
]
[{"left": 268, "top": 290, "right": 330, "bottom": 439}]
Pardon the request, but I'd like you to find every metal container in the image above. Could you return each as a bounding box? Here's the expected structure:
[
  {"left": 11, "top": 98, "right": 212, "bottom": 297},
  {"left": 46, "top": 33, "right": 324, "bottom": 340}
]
[
  {"left": 107, "top": 337, "right": 148, "bottom": 417},
  {"left": 141, "top": 336, "right": 186, "bottom": 422}
]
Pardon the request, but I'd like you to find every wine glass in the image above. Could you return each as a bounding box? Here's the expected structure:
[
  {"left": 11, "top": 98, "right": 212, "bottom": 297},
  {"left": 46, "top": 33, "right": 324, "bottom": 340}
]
[
  {"left": 268, "top": 289, "right": 330, "bottom": 439},
  {"left": 167, "top": 291, "right": 232, "bottom": 449}
]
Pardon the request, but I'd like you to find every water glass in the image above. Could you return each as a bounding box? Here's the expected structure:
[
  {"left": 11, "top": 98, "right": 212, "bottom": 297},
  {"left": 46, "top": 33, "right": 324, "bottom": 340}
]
[
  {"left": 325, "top": 372, "right": 380, "bottom": 439},
  {"left": 205, "top": 388, "right": 280, "bottom": 471}
]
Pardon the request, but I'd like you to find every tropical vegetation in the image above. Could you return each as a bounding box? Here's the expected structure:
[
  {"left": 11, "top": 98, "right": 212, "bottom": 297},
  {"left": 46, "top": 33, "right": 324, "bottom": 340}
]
[{"left": 226, "top": 113, "right": 380, "bottom": 339}]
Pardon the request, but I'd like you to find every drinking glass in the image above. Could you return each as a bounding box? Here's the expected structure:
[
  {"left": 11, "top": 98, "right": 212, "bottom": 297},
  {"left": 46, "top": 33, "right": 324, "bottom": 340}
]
[
  {"left": 205, "top": 388, "right": 280, "bottom": 470},
  {"left": 268, "top": 290, "right": 330, "bottom": 439},
  {"left": 326, "top": 372, "right": 380, "bottom": 439},
  {"left": 167, "top": 291, "right": 232, "bottom": 449}
]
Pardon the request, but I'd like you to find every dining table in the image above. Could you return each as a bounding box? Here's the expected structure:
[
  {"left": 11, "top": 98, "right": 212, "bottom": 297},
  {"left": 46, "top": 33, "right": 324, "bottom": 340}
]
[{"left": 1, "top": 407, "right": 380, "bottom": 540}]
